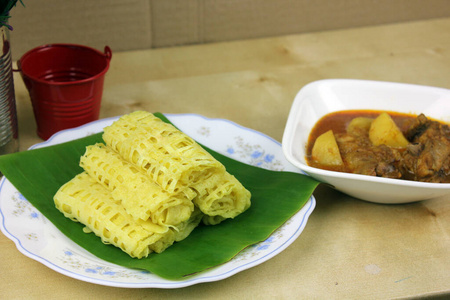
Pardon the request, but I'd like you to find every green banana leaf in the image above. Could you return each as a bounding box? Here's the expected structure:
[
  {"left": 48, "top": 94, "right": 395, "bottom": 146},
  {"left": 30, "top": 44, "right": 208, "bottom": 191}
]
[{"left": 0, "top": 113, "right": 319, "bottom": 280}]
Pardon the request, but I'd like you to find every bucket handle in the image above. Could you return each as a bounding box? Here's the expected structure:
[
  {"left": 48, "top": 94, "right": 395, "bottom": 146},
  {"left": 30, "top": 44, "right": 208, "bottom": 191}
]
[
  {"left": 104, "top": 46, "right": 112, "bottom": 61},
  {"left": 13, "top": 60, "right": 21, "bottom": 72}
]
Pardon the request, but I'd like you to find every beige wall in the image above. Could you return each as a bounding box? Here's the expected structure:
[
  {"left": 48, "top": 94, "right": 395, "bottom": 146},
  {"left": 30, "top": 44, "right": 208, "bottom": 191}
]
[{"left": 9, "top": 0, "right": 450, "bottom": 60}]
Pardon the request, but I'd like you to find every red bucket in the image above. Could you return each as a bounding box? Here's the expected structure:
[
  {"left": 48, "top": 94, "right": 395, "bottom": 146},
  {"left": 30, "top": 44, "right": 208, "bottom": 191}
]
[{"left": 18, "top": 44, "right": 112, "bottom": 140}]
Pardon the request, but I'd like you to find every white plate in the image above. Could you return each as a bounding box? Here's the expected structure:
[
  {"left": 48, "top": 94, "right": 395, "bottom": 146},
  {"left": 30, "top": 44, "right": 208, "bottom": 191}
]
[
  {"left": 282, "top": 79, "right": 450, "bottom": 204},
  {"left": 0, "top": 113, "right": 315, "bottom": 288}
]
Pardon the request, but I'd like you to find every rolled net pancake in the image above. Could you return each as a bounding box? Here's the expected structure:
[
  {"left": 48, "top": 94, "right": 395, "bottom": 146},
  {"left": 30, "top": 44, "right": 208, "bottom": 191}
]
[
  {"left": 201, "top": 215, "right": 227, "bottom": 226},
  {"left": 149, "top": 207, "right": 203, "bottom": 253},
  {"left": 80, "top": 143, "right": 195, "bottom": 226},
  {"left": 192, "top": 171, "right": 251, "bottom": 221},
  {"left": 53, "top": 172, "right": 169, "bottom": 259},
  {"left": 102, "top": 111, "right": 225, "bottom": 193},
  {"left": 53, "top": 111, "right": 252, "bottom": 258}
]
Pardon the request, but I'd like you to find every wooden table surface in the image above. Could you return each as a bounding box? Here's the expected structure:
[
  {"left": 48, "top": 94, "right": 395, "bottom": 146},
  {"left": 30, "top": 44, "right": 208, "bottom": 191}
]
[{"left": 2, "top": 18, "right": 449, "bottom": 299}]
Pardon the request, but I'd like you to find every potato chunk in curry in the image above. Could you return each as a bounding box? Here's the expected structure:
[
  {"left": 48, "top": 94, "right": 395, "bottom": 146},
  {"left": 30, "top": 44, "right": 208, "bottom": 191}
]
[
  {"left": 369, "top": 112, "right": 409, "bottom": 148},
  {"left": 347, "top": 117, "right": 373, "bottom": 136},
  {"left": 311, "top": 130, "right": 344, "bottom": 167}
]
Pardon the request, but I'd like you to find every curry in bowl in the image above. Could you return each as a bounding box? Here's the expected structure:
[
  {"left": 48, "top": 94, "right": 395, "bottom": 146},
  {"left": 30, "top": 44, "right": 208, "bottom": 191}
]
[{"left": 306, "top": 110, "right": 450, "bottom": 183}]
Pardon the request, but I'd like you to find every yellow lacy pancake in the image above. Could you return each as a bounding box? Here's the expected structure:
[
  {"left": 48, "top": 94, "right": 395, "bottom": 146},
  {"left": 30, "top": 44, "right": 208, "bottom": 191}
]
[
  {"left": 80, "top": 143, "right": 195, "bottom": 226},
  {"left": 54, "top": 172, "right": 168, "bottom": 258},
  {"left": 102, "top": 111, "right": 225, "bottom": 193},
  {"left": 54, "top": 172, "right": 204, "bottom": 258},
  {"left": 192, "top": 171, "right": 251, "bottom": 222},
  {"left": 54, "top": 111, "right": 252, "bottom": 258},
  {"left": 201, "top": 215, "right": 227, "bottom": 226},
  {"left": 149, "top": 207, "right": 203, "bottom": 253}
]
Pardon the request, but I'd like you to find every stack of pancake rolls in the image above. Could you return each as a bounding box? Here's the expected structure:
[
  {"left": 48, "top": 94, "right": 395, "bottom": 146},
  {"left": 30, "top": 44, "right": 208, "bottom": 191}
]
[{"left": 54, "top": 111, "right": 251, "bottom": 258}]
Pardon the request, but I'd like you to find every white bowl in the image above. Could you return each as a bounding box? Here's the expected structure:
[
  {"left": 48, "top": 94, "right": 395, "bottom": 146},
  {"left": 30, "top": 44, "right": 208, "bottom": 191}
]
[{"left": 282, "top": 79, "right": 450, "bottom": 204}]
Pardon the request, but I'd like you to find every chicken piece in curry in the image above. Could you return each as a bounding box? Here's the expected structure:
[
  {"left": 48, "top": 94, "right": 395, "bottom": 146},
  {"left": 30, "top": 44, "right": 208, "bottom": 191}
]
[{"left": 306, "top": 110, "right": 450, "bottom": 183}]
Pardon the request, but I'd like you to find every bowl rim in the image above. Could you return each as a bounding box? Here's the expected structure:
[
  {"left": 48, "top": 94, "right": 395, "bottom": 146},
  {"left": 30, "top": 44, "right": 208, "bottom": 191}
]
[{"left": 293, "top": 160, "right": 450, "bottom": 189}]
